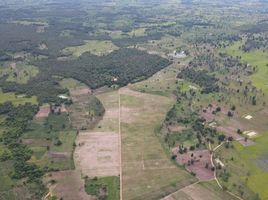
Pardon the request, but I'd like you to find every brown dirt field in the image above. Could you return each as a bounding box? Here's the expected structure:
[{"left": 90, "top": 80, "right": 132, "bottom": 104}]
[
  {"left": 70, "top": 86, "right": 92, "bottom": 96},
  {"left": 45, "top": 170, "right": 93, "bottom": 200},
  {"left": 173, "top": 149, "right": 214, "bottom": 181},
  {"left": 74, "top": 131, "right": 120, "bottom": 177},
  {"left": 35, "top": 106, "right": 50, "bottom": 118}
]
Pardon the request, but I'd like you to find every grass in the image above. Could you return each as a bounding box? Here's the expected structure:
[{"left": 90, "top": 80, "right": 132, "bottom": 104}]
[
  {"left": 169, "top": 181, "right": 238, "bottom": 200},
  {"left": 224, "top": 42, "right": 268, "bottom": 95},
  {"left": 85, "top": 176, "right": 120, "bottom": 200},
  {"left": 23, "top": 113, "right": 76, "bottom": 170},
  {"left": 130, "top": 61, "right": 187, "bottom": 97},
  {"left": 0, "top": 91, "right": 37, "bottom": 105},
  {"left": 93, "top": 90, "right": 119, "bottom": 133},
  {"left": 59, "top": 78, "right": 85, "bottom": 90},
  {"left": 0, "top": 62, "right": 39, "bottom": 84},
  {"left": 120, "top": 88, "right": 197, "bottom": 200},
  {"left": 236, "top": 133, "right": 268, "bottom": 199},
  {"left": 0, "top": 161, "right": 14, "bottom": 192},
  {"left": 128, "top": 28, "right": 146, "bottom": 37},
  {"left": 215, "top": 136, "right": 268, "bottom": 200},
  {"left": 62, "top": 40, "right": 119, "bottom": 57}
]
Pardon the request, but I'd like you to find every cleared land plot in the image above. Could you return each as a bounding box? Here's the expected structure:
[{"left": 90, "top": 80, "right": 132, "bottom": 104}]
[
  {"left": 74, "top": 132, "right": 120, "bottom": 177},
  {"left": 120, "top": 88, "right": 196, "bottom": 200},
  {"left": 173, "top": 149, "right": 214, "bottom": 181},
  {"left": 45, "top": 170, "right": 92, "bottom": 200},
  {"left": 0, "top": 62, "right": 39, "bottom": 84},
  {"left": 62, "top": 40, "right": 119, "bottom": 57},
  {"left": 35, "top": 106, "right": 50, "bottom": 118},
  {"left": 0, "top": 91, "right": 37, "bottom": 105},
  {"left": 93, "top": 91, "right": 120, "bottom": 133},
  {"left": 163, "top": 181, "right": 237, "bottom": 200},
  {"left": 67, "top": 86, "right": 103, "bottom": 130}
]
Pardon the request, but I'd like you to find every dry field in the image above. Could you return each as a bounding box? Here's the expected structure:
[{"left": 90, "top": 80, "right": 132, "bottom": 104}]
[
  {"left": 74, "top": 132, "right": 120, "bottom": 177},
  {"left": 172, "top": 149, "right": 214, "bottom": 181}
]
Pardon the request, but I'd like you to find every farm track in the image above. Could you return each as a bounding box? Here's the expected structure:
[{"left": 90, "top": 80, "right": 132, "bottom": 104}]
[{"left": 119, "top": 89, "right": 123, "bottom": 200}]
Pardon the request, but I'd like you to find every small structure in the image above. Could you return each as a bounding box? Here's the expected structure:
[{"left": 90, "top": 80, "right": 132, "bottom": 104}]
[
  {"left": 189, "top": 85, "right": 198, "bottom": 90},
  {"left": 58, "top": 94, "right": 69, "bottom": 100},
  {"left": 168, "top": 50, "right": 186, "bottom": 59},
  {"left": 243, "top": 130, "right": 257, "bottom": 138},
  {"left": 215, "top": 158, "right": 224, "bottom": 167},
  {"left": 209, "top": 121, "right": 217, "bottom": 128},
  {"left": 244, "top": 115, "right": 253, "bottom": 120}
]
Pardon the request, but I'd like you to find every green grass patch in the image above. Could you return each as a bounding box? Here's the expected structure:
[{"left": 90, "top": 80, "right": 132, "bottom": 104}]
[
  {"left": 223, "top": 42, "right": 268, "bottom": 95},
  {"left": 0, "top": 62, "right": 39, "bottom": 84},
  {"left": 62, "top": 40, "right": 119, "bottom": 57},
  {"left": 85, "top": 176, "right": 120, "bottom": 200},
  {"left": 59, "top": 78, "right": 85, "bottom": 89},
  {"left": 0, "top": 92, "right": 37, "bottom": 105}
]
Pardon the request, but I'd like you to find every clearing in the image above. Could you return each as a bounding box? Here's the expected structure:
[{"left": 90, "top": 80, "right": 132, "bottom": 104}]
[{"left": 62, "top": 40, "right": 119, "bottom": 57}]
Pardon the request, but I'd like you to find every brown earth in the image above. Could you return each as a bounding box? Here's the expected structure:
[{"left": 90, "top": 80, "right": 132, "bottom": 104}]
[
  {"left": 45, "top": 170, "right": 93, "bottom": 200},
  {"left": 35, "top": 106, "right": 50, "bottom": 118},
  {"left": 173, "top": 149, "right": 214, "bottom": 181},
  {"left": 74, "top": 131, "right": 120, "bottom": 177}
]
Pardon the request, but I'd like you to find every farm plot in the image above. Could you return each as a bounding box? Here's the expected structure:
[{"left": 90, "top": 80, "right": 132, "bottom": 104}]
[
  {"left": 62, "top": 40, "right": 119, "bottom": 57},
  {"left": 67, "top": 86, "right": 104, "bottom": 130},
  {"left": 0, "top": 62, "right": 39, "bottom": 84},
  {"left": 92, "top": 90, "right": 120, "bottom": 133},
  {"left": 74, "top": 132, "right": 120, "bottom": 177},
  {"left": 163, "top": 181, "right": 237, "bottom": 200},
  {"left": 0, "top": 91, "right": 37, "bottom": 105},
  {"left": 172, "top": 149, "right": 214, "bottom": 181},
  {"left": 44, "top": 170, "right": 92, "bottom": 200},
  {"left": 120, "top": 88, "right": 197, "bottom": 200}
]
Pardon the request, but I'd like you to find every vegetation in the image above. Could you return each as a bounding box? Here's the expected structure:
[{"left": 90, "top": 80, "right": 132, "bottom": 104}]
[{"left": 85, "top": 176, "right": 120, "bottom": 200}]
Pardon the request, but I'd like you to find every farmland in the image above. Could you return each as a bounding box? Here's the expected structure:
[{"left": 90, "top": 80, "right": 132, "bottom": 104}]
[
  {"left": 62, "top": 40, "right": 119, "bottom": 57},
  {"left": 0, "top": 0, "right": 267, "bottom": 200}
]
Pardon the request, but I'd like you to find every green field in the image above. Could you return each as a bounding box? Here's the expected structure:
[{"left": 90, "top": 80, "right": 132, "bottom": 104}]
[
  {"left": 215, "top": 134, "right": 268, "bottom": 200},
  {"left": 224, "top": 42, "right": 268, "bottom": 95},
  {"left": 85, "top": 176, "right": 120, "bottom": 200},
  {"left": 24, "top": 113, "right": 76, "bottom": 170},
  {"left": 59, "top": 78, "right": 85, "bottom": 90},
  {"left": 0, "top": 92, "right": 37, "bottom": 105},
  {"left": 62, "top": 40, "right": 119, "bottom": 57},
  {"left": 0, "top": 62, "right": 39, "bottom": 84}
]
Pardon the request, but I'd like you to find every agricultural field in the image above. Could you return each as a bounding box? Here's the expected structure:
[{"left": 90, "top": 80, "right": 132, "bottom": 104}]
[
  {"left": 0, "top": 0, "right": 268, "bottom": 200},
  {"left": 0, "top": 62, "right": 39, "bottom": 84},
  {"left": 223, "top": 42, "right": 268, "bottom": 95},
  {"left": 62, "top": 40, "right": 119, "bottom": 57},
  {"left": 0, "top": 91, "right": 37, "bottom": 105},
  {"left": 120, "top": 87, "right": 197, "bottom": 200}
]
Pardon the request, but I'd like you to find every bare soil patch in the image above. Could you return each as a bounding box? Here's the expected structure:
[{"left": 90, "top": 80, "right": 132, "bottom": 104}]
[
  {"left": 45, "top": 170, "right": 93, "bottom": 200},
  {"left": 35, "top": 106, "right": 50, "bottom": 118},
  {"left": 173, "top": 149, "right": 214, "bottom": 181},
  {"left": 70, "top": 86, "right": 92, "bottom": 97},
  {"left": 74, "top": 132, "right": 119, "bottom": 177}
]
